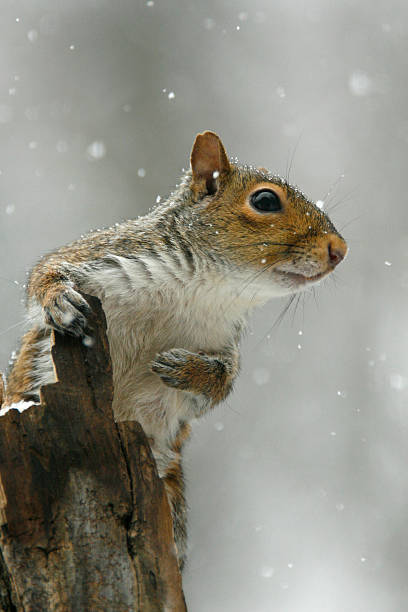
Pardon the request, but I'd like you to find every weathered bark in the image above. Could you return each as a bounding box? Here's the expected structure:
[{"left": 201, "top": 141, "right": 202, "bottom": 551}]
[{"left": 0, "top": 295, "right": 186, "bottom": 612}]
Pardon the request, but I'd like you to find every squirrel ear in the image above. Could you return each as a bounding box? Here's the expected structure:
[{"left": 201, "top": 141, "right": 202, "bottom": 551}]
[{"left": 190, "top": 131, "right": 231, "bottom": 196}]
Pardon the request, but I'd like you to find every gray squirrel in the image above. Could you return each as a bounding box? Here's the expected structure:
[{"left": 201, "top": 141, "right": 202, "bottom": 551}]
[{"left": 4, "top": 131, "right": 347, "bottom": 568}]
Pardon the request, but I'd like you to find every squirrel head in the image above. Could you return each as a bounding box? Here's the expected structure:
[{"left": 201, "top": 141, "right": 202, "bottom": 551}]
[{"left": 186, "top": 131, "right": 347, "bottom": 297}]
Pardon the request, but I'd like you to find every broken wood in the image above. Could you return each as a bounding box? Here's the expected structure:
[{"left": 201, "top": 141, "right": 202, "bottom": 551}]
[{"left": 0, "top": 295, "right": 186, "bottom": 611}]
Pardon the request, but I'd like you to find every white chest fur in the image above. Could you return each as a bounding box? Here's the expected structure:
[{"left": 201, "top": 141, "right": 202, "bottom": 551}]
[
  {"left": 83, "top": 254, "right": 253, "bottom": 470},
  {"left": 26, "top": 251, "right": 269, "bottom": 474}
]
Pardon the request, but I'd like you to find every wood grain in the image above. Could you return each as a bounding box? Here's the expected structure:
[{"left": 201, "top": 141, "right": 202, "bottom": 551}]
[{"left": 0, "top": 295, "right": 186, "bottom": 611}]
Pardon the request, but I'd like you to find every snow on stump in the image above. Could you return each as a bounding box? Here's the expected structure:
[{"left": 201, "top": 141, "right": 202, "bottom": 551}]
[{"left": 0, "top": 295, "right": 186, "bottom": 612}]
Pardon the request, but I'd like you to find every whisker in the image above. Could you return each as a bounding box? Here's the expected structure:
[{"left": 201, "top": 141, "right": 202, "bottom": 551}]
[
  {"left": 329, "top": 273, "right": 339, "bottom": 290},
  {"left": 216, "top": 246, "right": 305, "bottom": 285},
  {"left": 270, "top": 295, "right": 297, "bottom": 332},
  {"left": 320, "top": 172, "right": 346, "bottom": 204},
  {"left": 222, "top": 240, "right": 299, "bottom": 251},
  {"left": 223, "top": 399, "right": 242, "bottom": 415},
  {"left": 338, "top": 215, "right": 361, "bottom": 232},
  {"left": 250, "top": 294, "right": 297, "bottom": 352},
  {"left": 0, "top": 276, "right": 22, "bottom": 288},
  {"left": 324, "top": 188, "right": 357, "bottom": 214},
  {"left": 301, "top": 292, "right": 306, "bottom": 327},
  {"left": 221, "top": 262, "right": 276, "bottom": 315},
  {"left": 286, "top": 133, "right": 303, "bottom": 184},
  {"left": 311, "top": 286, "right": 319, "bottom": 310},
  {"left": 221, "top": 255, "right": 293, "bottom": 316},
  {"left": 329, "top": 271, "right": 349, "bottom": 289},
  {"left": 0, "top": 316, "right": 35, "bottom": 338},
  {"left": 291, "top": 293, "right": 301, "bottom": 325}
]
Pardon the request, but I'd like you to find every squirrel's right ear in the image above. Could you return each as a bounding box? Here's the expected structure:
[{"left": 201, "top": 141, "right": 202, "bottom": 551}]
[{"left": 190, "top": 131, "right": 231, "bottom": 197}]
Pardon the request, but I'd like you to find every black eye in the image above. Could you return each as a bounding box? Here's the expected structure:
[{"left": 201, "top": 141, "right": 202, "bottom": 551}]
[{"left": 250, "top": 190, "right": 282, "bottom": 213}]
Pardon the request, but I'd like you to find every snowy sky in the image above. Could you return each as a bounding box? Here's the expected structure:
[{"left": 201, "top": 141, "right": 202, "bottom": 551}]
[{"left": 0, "top": 1, "right": 407, "bottom": 610}]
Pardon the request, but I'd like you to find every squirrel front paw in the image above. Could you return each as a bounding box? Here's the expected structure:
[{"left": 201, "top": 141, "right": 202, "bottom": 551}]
[
  {"left": 42, "top": 287, "right": 91, "bottom": 336},
  {"left": 151, "top": 349, "right": 198, "bottom": 390},
  {"left": 151, "top": 348, "right": 228, "bottom": 402}
]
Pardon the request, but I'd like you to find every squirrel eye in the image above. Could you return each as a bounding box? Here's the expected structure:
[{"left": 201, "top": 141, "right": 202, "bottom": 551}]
[{"left": 250, "top": 189, "right": 282, "bottom": 213}]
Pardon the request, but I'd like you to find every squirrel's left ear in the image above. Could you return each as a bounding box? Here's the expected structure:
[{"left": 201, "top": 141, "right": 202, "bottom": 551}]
[{"left": 190, "top": 131, "right": 231, "bottom": 197}]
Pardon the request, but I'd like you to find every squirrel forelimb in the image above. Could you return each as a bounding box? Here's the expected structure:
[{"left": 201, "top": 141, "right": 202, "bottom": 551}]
[{"left": 151, "top": 347, "right": 239, "bottom": 407}]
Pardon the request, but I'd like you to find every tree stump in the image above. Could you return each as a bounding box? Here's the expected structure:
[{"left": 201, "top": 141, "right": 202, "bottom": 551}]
[{"left": 0, "top": 295, "right": 186, "bottom": 611}]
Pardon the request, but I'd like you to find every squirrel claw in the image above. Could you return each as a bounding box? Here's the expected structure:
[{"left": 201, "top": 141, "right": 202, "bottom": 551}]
[
  {"left": 43, "top": 289, "right": 91, "bottom": 337},
  {"left": 151, "top": 348, "right": 195, "bottom": 390},
  {"left": 151, "top": 348, "right": 227, "bottom": 399}
]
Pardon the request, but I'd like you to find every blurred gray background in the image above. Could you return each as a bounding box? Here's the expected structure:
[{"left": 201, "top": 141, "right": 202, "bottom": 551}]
[{"left": 0, "top": 0, "right": 407, "bottom": 610}]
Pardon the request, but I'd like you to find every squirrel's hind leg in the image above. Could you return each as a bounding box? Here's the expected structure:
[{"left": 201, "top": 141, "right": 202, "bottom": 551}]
[
  {"left": 162, "top": 422, "right": 191, "bottom": 571},
  {"left": 4, "top": 327, "right": 54, "bottom": 406}
]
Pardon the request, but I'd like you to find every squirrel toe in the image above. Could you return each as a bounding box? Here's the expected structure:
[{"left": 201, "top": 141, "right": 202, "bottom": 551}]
[
  {"left": 43, "top": 289, "right": 91, "bottom": 337},
  {"left": 150, "top": 349, "right": 193, "bottom": 389}
]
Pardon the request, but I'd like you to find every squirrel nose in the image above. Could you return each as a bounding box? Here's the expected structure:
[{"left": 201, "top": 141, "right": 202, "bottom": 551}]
[{"left": 327, "top": 235, "right": 347, "bottom": 267}]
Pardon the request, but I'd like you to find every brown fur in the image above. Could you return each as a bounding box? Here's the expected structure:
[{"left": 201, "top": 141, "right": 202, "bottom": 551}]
[
  {"left": 190, "top": 131, "right": 230, "bottom": 198},
  {"left": 151, "top": 348, "right": 239, "bottom": 405},
  {"left": 162, "top": 422, "right": 191, "bottom": 569},
  {"left": 5, "top": 328, "right": 50, "bottom": 404}
]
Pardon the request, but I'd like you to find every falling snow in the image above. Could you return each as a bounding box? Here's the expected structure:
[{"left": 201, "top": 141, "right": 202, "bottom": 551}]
[
  {"left": 87, "top": 141, "right": 106, "bottom": 160},
  {"left": 27, "top": 29, "right": 38, "bottom": 42},
  {"left": 82, "top": 335, "right": 95, "bottom": 347},
  {"left": 56, "top": 140, "right": 68, "bottom": 153},
  {"left": 252, "top": 367, "right": 270, "bottom": 385},
  {"left": 260, "top": 566, "right": 275, "bottom": 578},
  {"left": 61, "top": 311, "right": 75, "bottom": 326},
  {"left": 389, "top": 373, "right": 407, "bottom": 390},
  {"left": 0, "top": 5, "right": 406, "bottom": 609},
  {"left": 24, "top": 106, "right": 39, "bottom": 121},
  {"left": 349, "top": 71, "right": 372, "bottom": 96}
]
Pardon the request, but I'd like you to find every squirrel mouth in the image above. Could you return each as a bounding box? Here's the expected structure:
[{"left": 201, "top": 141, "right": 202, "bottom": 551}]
[{"left": 275, "top": 268, "right": 331, "bottom": 285}]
